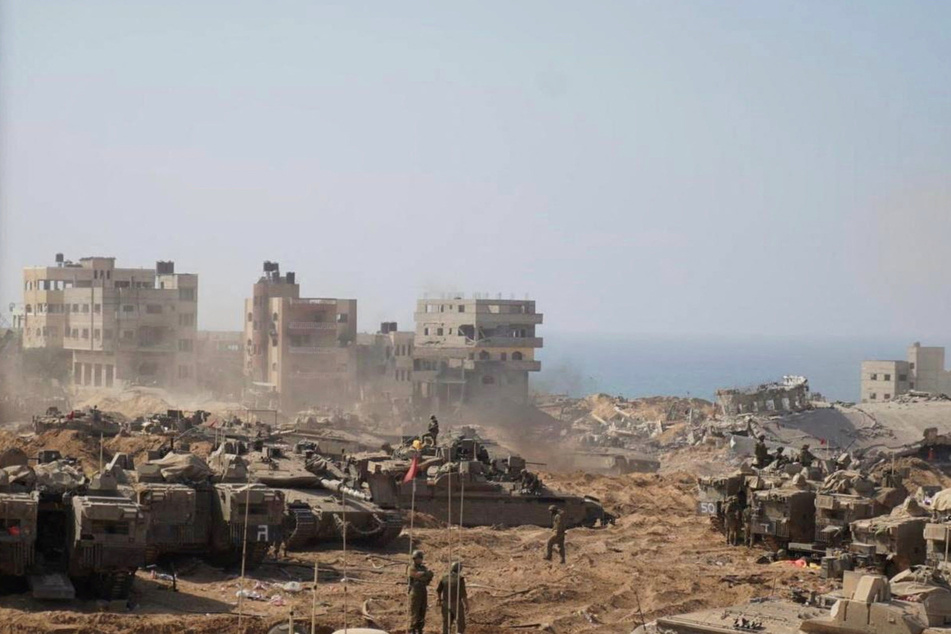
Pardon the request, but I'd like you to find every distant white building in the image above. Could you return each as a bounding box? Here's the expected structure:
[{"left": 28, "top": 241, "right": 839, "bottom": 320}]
[{"left": 860, "top": 342, "right": 951, "bottom": 403}]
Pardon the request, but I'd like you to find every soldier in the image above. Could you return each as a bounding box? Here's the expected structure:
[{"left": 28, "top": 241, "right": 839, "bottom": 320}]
[
  {"left": 723, "top": 495, "right": 741, "bottom": 546},
  {"left": 436, "top": 561, "right": 469, "bottom": 634},
  {"left": 742, "top": 504, "right": 754, "bottom": 547},
  {"left": 427, "top": 415, "right": 440, "bottom": 445},
  {"left": 754, "top": 435, "right": 771, "bottom": 468},
  {"left": 773, "top": 446, "right": 788, "bottom": 468},
  {"left": 544, "top": 505, "right": 566, "bottom": 563},
  {"left": 799, "top": 444, "right": 815, "bottom": 468},
  {"left": 407, "top": 550, "right": 434, "bottom": 634}
]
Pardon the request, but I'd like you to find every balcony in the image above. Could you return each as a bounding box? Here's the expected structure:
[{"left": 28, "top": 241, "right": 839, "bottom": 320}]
[
  {"left": 413, "top": 312, "right": 543, "bottom": 326},
  {"left": 475, "top": 336, "right": 543, "bottom": 348},
  {"left": 288, "top": 346, "right": 343, "bottom": 355}
]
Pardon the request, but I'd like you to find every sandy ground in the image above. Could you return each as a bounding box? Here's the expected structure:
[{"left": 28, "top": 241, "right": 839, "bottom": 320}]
[{"left": 0, "top": 464, "right": 833, "bottom": 634}]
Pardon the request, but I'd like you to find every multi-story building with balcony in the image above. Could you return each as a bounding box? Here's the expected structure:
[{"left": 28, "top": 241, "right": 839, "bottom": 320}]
[
  {"left": 412, "top": 295, "right": 543, "bottom": 410},
  {"left": 243, "top": 262, "right": 357, "bottom": 411},
  {"left": 21, "top": 255, "right": 198, "bottom": 390}
]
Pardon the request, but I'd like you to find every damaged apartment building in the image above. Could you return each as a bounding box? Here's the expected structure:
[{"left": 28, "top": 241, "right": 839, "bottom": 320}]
[
  {"left": 243, "top": 262, "right": 357, "bottom": 410},
  {"left": 412, "top": 295, "right": 543, "bottom": 410},
  {"left": 860, "top": 342, "right": 951, "bottom": 403},
  {"left": 355, "top": 321, "right": 415, "bottom": 408},
  {"left": 21, "top": 255, "right": 198, "bottom": 390},
  {"left": 716, "top": 375, "right": 810, "bottom": 415}
]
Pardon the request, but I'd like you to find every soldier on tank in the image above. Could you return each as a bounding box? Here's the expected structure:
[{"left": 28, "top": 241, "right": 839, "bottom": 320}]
[
  {"left": 544, "top": 505, "right": 566, "bottom": 563},
  {"left": 798, "top": 444, "right": 815, "bottom": 468},
  {"left": 754, "top": 435, "right": 771, "bottom": 468},
  {"left": 426, "top": 415, "right": 440, "bottom": 446},
  {"left": 773, "top": 446, "right": 789, "bottom": 468},
  {"left": 436, "top": 561, "right": 469, "bottom": 634},
  {"left": 407, "top": 549, "right": 434, "bottom": 634}
]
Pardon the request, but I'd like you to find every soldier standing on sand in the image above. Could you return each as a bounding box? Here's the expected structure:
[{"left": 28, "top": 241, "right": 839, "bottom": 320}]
[
  {"left": 407, "top": 550, "right": 434, "bottom": 634},
  {"left": 544, "top": 505, "right": 566, "bottom": 563},
  {"left": 436, "top": 561, "right": 469, "bottom": 634},
  {"left": 724, "top": 495, "right": 741, "bottom": 546},
  {"left": 743, "top": 505, "right": 754, "bottom": 547}
]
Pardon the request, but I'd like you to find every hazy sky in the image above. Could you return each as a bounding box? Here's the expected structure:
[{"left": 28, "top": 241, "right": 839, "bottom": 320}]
[{"left": 2, "top": 1, "right": 950, "bottom": 337}]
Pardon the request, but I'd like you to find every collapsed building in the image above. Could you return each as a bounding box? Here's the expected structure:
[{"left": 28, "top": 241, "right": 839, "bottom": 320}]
[{"left": 716, "top": 375, "right": 810, "bottom": 416}]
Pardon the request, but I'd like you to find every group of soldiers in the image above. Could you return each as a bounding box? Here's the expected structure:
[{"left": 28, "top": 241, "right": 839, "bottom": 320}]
[
  {"left": 406, "top": 505, "right": 567, "bottom": 633},
  {"left": 753, "top": 435, "right": 815, "bottom": 470},
  {"left": 722, "top": 436, "right": 818, "bottom": 547}
]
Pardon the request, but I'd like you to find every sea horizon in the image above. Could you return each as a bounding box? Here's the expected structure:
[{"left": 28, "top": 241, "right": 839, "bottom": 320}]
[{"left": 533, "top": 333, "right": 951, "bottom": 403}]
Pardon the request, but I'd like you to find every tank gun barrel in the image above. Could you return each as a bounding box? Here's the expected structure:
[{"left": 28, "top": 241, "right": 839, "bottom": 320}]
[{"left": 320, "top": 478, "right": 370, "bottom": 501}]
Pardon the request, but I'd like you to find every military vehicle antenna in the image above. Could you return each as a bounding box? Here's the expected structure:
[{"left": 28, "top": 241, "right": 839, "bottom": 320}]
[
  {"left": 447, "top": 467, "right": 453, "bottom": 633},
  {"left": 454, "top": 472, "right": 466, "bottom": 634},
  {"left": 311, "top": 561, "right": 318, "bottom": 634},
  {"left": 342, "top": 484, "right": 349, "bottom": 632},
  {"left": 237, "top": 469, "right": 252, "bottom": 633}
]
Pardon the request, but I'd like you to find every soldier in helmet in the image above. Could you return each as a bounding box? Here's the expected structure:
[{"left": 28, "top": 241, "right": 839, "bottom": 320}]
[
  {"left": 798, "top": 444, "right": 815, "bottom": 468},
  {"left": 436, "top": 561, "right": 469, "bottom": 634},
  {"left": 544, "top": 505, "right": 566, "bottom": 563},
  {"left": 426, "top": 415, "right": 440, "bottom": 446},
  {"left": 723, "top": 495, "right": 742, "bottom": 546},
  {"left": 754, "top": 435, "right": 771, "bottom": 468},
  {"left": 407, "top": 550, "right": 434, "bottom": 634}
]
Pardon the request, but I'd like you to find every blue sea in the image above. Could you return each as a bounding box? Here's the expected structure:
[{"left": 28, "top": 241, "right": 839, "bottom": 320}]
[{"left": 533, "top": 334, "right": 951, "bottom": 403}]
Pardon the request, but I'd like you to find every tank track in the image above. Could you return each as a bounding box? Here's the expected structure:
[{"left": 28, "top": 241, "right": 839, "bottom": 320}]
[
  {"left": 96, "top": 571, "right": 136, "bottom": 601},
  {"left": 364, "top": 510, "right": 404, "bottom": 548},
  {"left": 244, "top": 541, "right": 270, "bottom": 570},
  {"left": 284, "top": 506, "right": 318, "bottom": 551}
]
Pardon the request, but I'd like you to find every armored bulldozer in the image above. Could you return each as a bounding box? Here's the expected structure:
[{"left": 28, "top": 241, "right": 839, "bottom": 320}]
[
  {"left": 848, "top": 498, "right": 928, "bottom": 575},
  {"left": 209, "top": 441, "right": 402, "bottom": 550},
  {"left": 128, "top": 451, "right": 284, "bottom": 568},
  {"left": 357, "top": 436, "right": 615, "bottom": 529}
]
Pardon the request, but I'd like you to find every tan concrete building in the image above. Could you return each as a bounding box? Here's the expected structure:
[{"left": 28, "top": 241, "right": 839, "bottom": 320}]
[
  {"left": 356, "top": 322, "right": 415, "bottom": 406},
  {"left": 860, "top": 360, "right": 910, "bottom": 403},
  {"left": 860, "top": 342, "right": 951, "bottom": 403},
  {"left": 412, "top": 295, "right": 542, "bottom": 410},
  {"left": 243, "top": 262, "right": 357, "bottom": 411},
  {"left": 196, "top": 330, "right": 243, "bottom": 399},
  {"left": 21, "top": 255, "right": 198, "bottom": 390}
]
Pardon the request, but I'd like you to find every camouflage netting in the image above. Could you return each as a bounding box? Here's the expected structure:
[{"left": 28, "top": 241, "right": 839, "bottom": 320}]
[
  {"left": 150, "top": 452, "right": 212, "bottom": 482},
  {"left": 930, "top": 488, "right": 951, "bottom": 513},
  {"left": 34, "top": 461, "right": 85, "bottom": 493},
  {"left": 889, "top": 496, "right": 928, "bottom": 518},
  {"left": 819, "top": 470, "right": 875, "bottom": 495}
]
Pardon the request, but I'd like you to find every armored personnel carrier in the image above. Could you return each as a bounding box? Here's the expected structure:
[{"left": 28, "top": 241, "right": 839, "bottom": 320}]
[
  {"left": 696, "top": 471, "right": 751, "bottom": 530},
  {"left": 356, "top": 436, "right": 615, "bottom": 529},
  {"left": 123, "top": 451, "right": 284, "bottom": 568},
  {"left": 748, "top": 481, "right": 816, "bottom": 550},
  {"left": 815, "top": 471, "right": 906, "bottom": 547},
  {"left": 922, "top": 487, "right": 951, "bottom": 572},
  {"left": 848, "top": 498, "right": 928, "bottom": 575},
  {"left": 208, "top": 441, "right": 402, "bottom": 550},
  {"left": 645, "top": 571, "right": 951, "bottom": 634},
  {"left": 66, "top": 472, "right": 148, "bottom": 599}
]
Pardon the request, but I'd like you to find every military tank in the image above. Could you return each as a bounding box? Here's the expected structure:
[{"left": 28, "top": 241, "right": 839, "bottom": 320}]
[
  {"left": 356, "top": 436, "right": 615, "bottom": 529},
  {"left": 208, "top": 440, "right": 403, "bottom": 550},
  {"left": 32, "top": 406, "right": 121, "bottom": 437},
  {"left": 748, "top": 480, "right": 817, "bottom": 550},
  {"left": 118, "top": 451, "right": 285, "bottom": 568}
]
